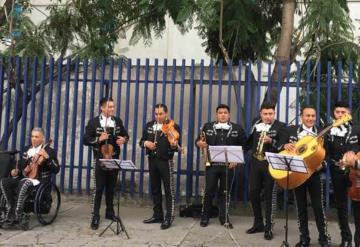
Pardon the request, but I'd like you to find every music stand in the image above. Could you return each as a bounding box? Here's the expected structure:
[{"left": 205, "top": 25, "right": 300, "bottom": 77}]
[
  {"left": 98, "top": 159, "right": 135, "bottom": 239},
  {"left": 207, "top": 146, "right": 244, "bottom": 245},
  {"left": 265, "top": 152, "right": 307, "bottom": 247}
]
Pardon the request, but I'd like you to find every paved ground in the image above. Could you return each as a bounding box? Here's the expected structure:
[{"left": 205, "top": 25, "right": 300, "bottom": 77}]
[{"left": 0, "top": 195, "right": 354, "bottom": 246}]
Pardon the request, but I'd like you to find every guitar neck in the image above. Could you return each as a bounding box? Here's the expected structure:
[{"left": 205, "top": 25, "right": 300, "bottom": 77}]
[{"left": 316, "top": 124, "right": 334, "bottom": 140}]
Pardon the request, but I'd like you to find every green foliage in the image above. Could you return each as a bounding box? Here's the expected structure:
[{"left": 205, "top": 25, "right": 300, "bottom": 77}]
[{"left": 195, "top": 0, "right": 282, "bottom": 62}]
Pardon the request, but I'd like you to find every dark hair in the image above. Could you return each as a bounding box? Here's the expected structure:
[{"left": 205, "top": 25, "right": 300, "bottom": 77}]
[
  {"left": 32, "top": 127, "right": 45, "bottom": 136},
  {"left": 155, "top": 103, "right": 168, "bottom": 113},
  {"left": 300, "top": 105, "right": 316, "bottom": 115},
  {"left": 216, "top": 104, "right": 230, "bottom": 112},
  {"left": 260, "top": 102, "right": 276, "bottom": 111},
  {"left": 333, "top": 100, "right": 349, "bottom": 110},
  {"left": 100, "top": 97, "right": 114, "bottom": 107}
]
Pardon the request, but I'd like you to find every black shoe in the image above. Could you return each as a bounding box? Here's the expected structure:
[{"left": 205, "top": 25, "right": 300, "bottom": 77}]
[
  {"left": 91, "top": 215, "right": 100, "bottom": 230},
  {"left": 264, "top": 230, "right": 273, "bottom": 240},
  {"left": 160, "top": 219, "right": 172, "bottom": 230},
  {"left": 339, "top": 241, "right": 352, "bottom": 247},
  {"left": 200, "top": 218, "right": 209, "bottom": 227},
  {"left": 295, "top": 240, "right": 310, "bottom": 247},
  {"left": 143, "top": 216, "right": 163, "bottom": 224},
  {"left": 246, "top": 224, "right": 265, "bottom": 234}
]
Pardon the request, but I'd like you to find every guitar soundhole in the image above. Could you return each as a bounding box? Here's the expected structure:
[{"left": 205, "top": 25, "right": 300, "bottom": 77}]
[{"left": 297, "top": 145, "right": 306, "bottom": 155}]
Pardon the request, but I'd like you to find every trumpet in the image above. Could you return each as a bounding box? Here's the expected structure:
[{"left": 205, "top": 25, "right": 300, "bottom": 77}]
[
  {"left": 253, "top": 131, "right": 267, "bottom": 161},
  {"left": 200, "top": 129, "right": 211, "bottom": 167}
]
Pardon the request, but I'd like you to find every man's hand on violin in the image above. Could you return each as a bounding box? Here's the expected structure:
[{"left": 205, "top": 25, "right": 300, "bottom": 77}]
[
  {"left": 229, "top": 163, "right": 237, "bottom": 169},
  {"left": 38, "top": 149, "right": 49, "bottom": 159},
  {"left": 10, "top": 168, "right": 19, "bottom": 177},
  {"left": 342, "top": 151, "right": 357, "bottom": 167},
  {"left": 196, "top": 140, "right": 208, "bottom": 149},
  {"left": 116, "top": 136, "right": 127, "bottom": 146},
  {"left": 98, "top": 132, "right": 109, "bottom": 142},
  {"left": 144, "top": 141, "right": 157, "bottom": 150}
]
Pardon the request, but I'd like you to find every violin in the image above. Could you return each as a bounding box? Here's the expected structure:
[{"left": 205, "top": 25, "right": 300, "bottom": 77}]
[
  {"left": 24, "top": 139, "right": 52, "bottom": 179},
  {"left": 161, "top": 119, "right": 184, "bottom": 154},
  {"left": 100, "top": 127, "right": 115, "bottom": 159},
  {"left": 339, "top": 152, "right": 360, "bottom": 201}
]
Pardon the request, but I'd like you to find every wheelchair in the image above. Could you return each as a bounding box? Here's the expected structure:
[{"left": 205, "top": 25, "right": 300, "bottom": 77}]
[{"left": 0, "top": 181, "right": 61, "bottom": 230}]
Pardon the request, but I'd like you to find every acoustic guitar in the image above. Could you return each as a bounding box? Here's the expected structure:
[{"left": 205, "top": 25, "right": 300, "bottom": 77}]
[{"left": 269, "top": 114, "right": 352, "bottom": 189}]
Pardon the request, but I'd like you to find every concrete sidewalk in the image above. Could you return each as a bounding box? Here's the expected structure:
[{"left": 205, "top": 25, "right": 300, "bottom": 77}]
[{"left": 0, "top": 195, "right": 353, "bottom": 246}]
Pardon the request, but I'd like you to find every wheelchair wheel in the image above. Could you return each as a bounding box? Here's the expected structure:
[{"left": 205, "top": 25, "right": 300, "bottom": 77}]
[
  {"left": 34, "top": 182, "right": 61, "bottom": 225},
  {"left": 0, "top": 193, "right": 6, "bottom": 227}
]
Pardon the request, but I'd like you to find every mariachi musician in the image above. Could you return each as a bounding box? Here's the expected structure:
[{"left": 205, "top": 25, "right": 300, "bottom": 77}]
[
  {"left": 278, "top": 105, "right": 330, "bottom": 247},
  {"left": 246, "top": 102, "right": 285, "bottom": 240},
  {"left": 139, "top": 103, "right": 181, "bottom": 230},
  {"left": 196, "top": 104, "right": 246, "bottom": 228},
  {"left": 83, "top": 97, "right": 129, "bottom": 230},
  {"left": 341, "top": 151, "right": 360, "bottom": 247},
  {"left": 0, "top": 128, "right": 59, "bottom": 224},
  {"left": 325, "top": 101, "right": 360, "bottom": 247}
]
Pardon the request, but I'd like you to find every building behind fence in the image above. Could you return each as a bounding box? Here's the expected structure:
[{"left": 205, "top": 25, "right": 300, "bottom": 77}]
[{"left": 0, "top": 56, "right": 358, "bottom": 209}]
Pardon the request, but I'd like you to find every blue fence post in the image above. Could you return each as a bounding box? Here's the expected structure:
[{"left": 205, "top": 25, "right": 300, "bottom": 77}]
[
  {"left": 266, "top": 62, "right": 272, "bottom": 102},
  {"left": 116, "top": 58, "right": 123, "bottom": 117},
  {"left": 217, "top": 60, "right": 223, "bottom": 106},
  {"left": 86, "top": 58, "right": 97, "bottom": 194},
  {"left": 162, "top": 59, "right": 168, "bottom": 105},
  {"left": 121, "top": 58, "right": 132, "bottom": 192},
  {"left": 295, "top": 61, "right": 301, "bottom": 126},
  {"left": 316, "top": 62, "right": 321, "bottom": 126},
  {"left": 337, "top": 61, "right": 343, "bottom": 101},
  {"left": 60, "top": 58, "right": 71, "bottom": 193},
  {"left": 139, "top": 58, "right": 150, "bottom": 197},
  {"left": 130, "top": 59, "right": 141, "bottom": 196},
  {"left": 195, "top": 59, "right": 205, "bottom": 198},
  {"left": 0, "top": 57, "right": 4, "bottom": 136},
  {"left": 175, "top": 59, "right": 186, "bottom": 200},
  {"left": 207, "top": 60, "right": 214, "bottom": 122},
  {"left": 45, "top": 56, "right": 54, "bottom": 141},
  {"left": 37, "top": 57, "right": 46, "bottom": 128},
  {"left": 325, "top": 61, "right": 332, "bottom": 209},
  {"left": 306, "top": 61, "right": 311, "bottom": 105},
  {"left": 28, "top": 57, "right": 38, "bottom": 142},
  {"left": 77, "top": 58, "right": 88, "bottom": 194},
  {"left": 68, "top": 58, "right": 80, "bottom": 193},
  {"left": 227, "top": 60, "right": 233, "bottom": 107},
  {"left": 170, "top": 59, "right": 176, "bottom": 117},
  {"left": 285, "top": 61, "right": 291, "bottom": 125},
  {"left": 186, "top": 59, "right": 196, "bottom": 199},
  {"left": 348, "top": 62, "right": 353, "bottom": 109},
  {"left": 11, "top": 57, "right": 21, "bottom": 151},
  {"left": 3, "top": 57, "right": 14, "bottom": 150},
  {"left": 153, "top": 59, "right": 159, "bottom": 118},
  {"left": 19, "top": 57, "right": 30, "bottom": 153},
  {"left": 256, "top": 60, "right": 261, "bottom": 111}
]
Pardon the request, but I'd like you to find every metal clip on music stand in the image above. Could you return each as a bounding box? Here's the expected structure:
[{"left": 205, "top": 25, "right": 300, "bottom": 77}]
[
  {"left": 265, "top": 152, "right": 307, "bottom": 247},
  {"left": 207, "top": 145, "right": 244, "bottom": 246},
  {"left": 98, "top": 159, "right": 136, "bottom": 239}
]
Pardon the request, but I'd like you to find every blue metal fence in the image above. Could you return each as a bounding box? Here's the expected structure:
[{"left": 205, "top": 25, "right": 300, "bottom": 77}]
[{"left": 0, "top": 57, "right": 359, "bottom": 207}]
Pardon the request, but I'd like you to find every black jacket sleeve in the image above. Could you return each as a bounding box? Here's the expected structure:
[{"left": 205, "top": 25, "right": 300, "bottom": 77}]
[
  {"left": 139, "top": 122, "right": 150, "bottom": 148},
  {"left": 83, "top": 119, "right": 98, "bottom": 146},
  {"left": 44, "top": 147, "right": 60, "bottom": 174}
]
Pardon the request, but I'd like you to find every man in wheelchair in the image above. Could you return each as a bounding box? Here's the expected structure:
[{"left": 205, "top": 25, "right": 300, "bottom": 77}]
[{"left": 0, "top": 128, "right": 59, "bottom": 225}]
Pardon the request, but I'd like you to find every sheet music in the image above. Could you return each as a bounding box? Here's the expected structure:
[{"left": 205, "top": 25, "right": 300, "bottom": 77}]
[
  {"left": 265, "top": 152, "right": 308, "bottom": 174},
  {"left": 208, "top": 146, "right": 244, "bottom": 163},
  {"left": 99, "top": 159, "right": 136, "bottom": 170}
]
